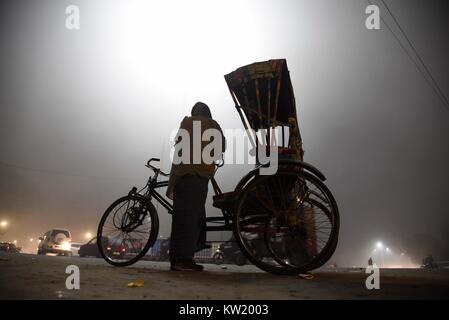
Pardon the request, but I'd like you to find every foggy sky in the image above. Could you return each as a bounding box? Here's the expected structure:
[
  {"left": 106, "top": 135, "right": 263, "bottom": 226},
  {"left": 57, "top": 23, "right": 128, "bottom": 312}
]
[{"left": 1, "top": 0, "right": 448, "bottom": 266}]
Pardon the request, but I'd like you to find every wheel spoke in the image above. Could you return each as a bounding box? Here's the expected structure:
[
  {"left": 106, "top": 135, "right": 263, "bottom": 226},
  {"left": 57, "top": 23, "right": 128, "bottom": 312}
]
[{"left": 98, "top": 196, "right": 157, "bottom": 266}]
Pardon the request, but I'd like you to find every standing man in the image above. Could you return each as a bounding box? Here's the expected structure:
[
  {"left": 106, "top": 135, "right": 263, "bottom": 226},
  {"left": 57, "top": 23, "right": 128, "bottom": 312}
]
[{"left": 167, "top": 102, "right": 225, "bottom": 271}]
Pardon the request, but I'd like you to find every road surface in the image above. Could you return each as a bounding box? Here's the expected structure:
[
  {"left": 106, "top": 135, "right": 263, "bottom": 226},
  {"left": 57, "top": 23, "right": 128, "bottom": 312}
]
[{"left": 0, "top": 252, "right": 448, "bottom": 299}]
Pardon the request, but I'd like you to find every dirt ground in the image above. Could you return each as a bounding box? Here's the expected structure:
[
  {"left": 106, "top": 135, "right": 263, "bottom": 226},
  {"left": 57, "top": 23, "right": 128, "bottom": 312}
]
[{"left": 0, "top": 252, "right": 448, "bottom": 300}]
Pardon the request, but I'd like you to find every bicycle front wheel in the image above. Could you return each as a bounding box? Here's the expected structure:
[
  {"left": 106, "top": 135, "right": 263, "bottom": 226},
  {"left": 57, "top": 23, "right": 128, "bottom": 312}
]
[{"left": 97, "top": 195, "right": 159, "bottom": 267}]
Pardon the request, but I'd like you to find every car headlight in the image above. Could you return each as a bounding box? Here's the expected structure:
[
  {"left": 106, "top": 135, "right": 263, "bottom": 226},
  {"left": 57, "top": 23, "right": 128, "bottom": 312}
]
[{"left": 61, "top": 241, "right": 71, "bottom": 251}]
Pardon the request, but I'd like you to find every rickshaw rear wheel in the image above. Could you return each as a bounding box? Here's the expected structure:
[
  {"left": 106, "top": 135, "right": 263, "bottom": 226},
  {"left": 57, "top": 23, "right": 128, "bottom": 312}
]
[
  {"left": 233, "top": 170, "right": 339, "bottom": 275},
  {"left": 266, "top": 190, "right": 339, "bottom": 272}
]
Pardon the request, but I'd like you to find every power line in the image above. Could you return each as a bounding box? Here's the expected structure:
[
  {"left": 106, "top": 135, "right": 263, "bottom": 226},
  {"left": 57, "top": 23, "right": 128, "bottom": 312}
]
[
  {"left": 366, "top": 0, "right": 449, "bottom": 111},
  {"left": 378, "top": 0, "right": 449, "bottom": 111},
  {"left": 367, "top": 0, "right": 436, "bottom": 99}
]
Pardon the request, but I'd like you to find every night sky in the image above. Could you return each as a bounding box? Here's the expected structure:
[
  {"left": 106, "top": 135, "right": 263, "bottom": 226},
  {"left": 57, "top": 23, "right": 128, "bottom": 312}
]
[{"left": 0, "top": 0, "right": 448, "bottom": 266}]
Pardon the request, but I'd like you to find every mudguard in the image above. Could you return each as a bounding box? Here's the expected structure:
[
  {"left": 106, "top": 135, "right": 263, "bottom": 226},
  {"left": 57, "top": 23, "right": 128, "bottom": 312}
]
[{"left": 234, "top": 159, "right": 326, "bottom": 192}]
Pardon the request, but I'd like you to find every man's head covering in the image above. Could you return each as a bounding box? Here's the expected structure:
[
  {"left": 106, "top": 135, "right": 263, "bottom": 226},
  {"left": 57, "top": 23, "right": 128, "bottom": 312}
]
[{"left": 191, "top": 102, "right": 212, "bottom": 119}]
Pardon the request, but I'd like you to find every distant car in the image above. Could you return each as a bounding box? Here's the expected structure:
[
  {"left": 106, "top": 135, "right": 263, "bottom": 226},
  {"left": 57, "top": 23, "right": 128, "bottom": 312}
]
[
  {"left": 79, "top": 237, "right": 102, "bottom": 258},
  {"left": 79, "top": 237, "right": 126, "bottom": 258},
  {"left": 0, "top": 242, "right": 21, "bottom": 253},
  {"left": 70, "top": 243, "right": 82, "bottom": 257},
  {"left": 421, "top": 255, "right": 439, "bottom": 269},
  {"left": 37, "top": 228, "right": 72, "bottom": 256},
  {"left": 106, "top": 242, "right": 126, "bottom": 258},
  {"left": 213, "top": 241, "right": 247, "bottom": 266},
  {"left": 159, "top": 238, "right": 170, "bottom": 260},
  {"left": 213, "top": 237, "right": 247, "bottom": 266}
]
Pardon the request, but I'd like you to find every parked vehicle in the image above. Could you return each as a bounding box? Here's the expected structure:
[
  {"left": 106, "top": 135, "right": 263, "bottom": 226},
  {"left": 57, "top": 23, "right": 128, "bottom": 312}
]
[
  {"left": 106, "top": 242, "right": 126, "bottom": 258},
  {"left": 0, "top": 242, "right": 21, "bottom": 253},
  {"left": 160, "top": 238, "right": 170, "bottom": 260},
  {"left": 70, "top": 243, "right": 82, "bottom": 257},
  {"left": 213, "top": 238, "right": 247, "bottom": 266},
  {"left": 421, "top": 255, "right": 439, "bottom": 269},
  {"left": 79, "top": 237, "right": 125, "bottom": 258},
  {"left": 79, "top": 237, "right": 103, "bottom": 257},
  {"left": 37, "top": 228, "right": 72, "bottom": 256}
]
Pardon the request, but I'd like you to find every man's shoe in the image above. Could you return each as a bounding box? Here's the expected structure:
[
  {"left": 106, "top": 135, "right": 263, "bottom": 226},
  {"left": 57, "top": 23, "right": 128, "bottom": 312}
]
[{"left": 170, "top": 259, "right": 204, "bottom": 272}]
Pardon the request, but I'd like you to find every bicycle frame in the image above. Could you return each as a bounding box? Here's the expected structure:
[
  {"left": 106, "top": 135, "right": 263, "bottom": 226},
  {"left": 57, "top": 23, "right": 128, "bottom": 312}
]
[{"left": 137, "top": 169, "right": 234, "bottom": 234}]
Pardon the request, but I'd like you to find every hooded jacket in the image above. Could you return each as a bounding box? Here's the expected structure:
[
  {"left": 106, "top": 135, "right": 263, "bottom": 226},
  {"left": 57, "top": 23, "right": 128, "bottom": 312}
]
[{"left": 166, "top": 103, "right": 225, "bottom": 199}]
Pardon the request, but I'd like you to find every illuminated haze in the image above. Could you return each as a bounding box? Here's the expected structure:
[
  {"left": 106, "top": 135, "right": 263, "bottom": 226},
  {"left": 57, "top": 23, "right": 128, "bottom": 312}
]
[{"left": 0, "top": 0, "right": 448, "bottom": 266}]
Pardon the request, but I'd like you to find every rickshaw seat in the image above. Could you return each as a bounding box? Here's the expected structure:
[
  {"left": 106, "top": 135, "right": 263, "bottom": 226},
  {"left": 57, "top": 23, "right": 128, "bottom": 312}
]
[{"left": 212, "top": 191, "right": 238, "bottom": 211}]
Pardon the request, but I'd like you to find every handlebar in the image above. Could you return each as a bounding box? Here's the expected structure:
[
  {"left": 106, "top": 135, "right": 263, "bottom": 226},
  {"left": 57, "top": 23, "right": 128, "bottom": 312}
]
[
  {"left": 146, "top": 158, "right": 170, "bottom": 177},
  {"left": 214, "top": 154, "right": 225, "bottom": 168}
]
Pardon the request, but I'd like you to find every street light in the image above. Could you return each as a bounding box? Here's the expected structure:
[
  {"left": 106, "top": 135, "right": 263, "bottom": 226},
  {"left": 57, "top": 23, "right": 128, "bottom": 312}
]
[
  {"left": 375, "top": 242, "right": 385, "bottom": 267},
  {"left": 85, "top": 232, "right": 92, "bottom": 239},
  {"left": 0, "top": 221, "right": 8, "bottom": 237},
  {"left": 29, "top": 238, "right": 34, "bottom": 242}
]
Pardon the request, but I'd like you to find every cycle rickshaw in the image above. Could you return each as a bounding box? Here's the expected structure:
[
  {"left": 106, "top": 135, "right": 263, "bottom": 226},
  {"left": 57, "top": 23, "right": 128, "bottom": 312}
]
[{"left": 97, "top": 59, "right": 339, "bottom": 275}]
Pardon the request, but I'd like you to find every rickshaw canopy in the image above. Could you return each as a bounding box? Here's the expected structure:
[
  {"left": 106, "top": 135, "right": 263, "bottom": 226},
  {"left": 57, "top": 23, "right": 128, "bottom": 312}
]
[{"left": 224, "top": 59, "right": 298, "bottom": 130}]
